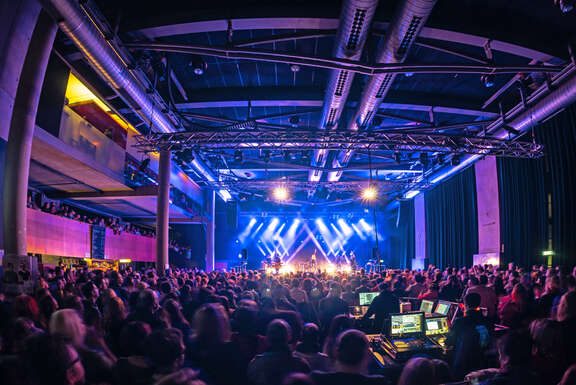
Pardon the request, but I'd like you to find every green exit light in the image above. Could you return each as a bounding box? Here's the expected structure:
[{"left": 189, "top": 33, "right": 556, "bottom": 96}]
[{"left": 542, "top": 250, "right": 555, "bottom": 256}]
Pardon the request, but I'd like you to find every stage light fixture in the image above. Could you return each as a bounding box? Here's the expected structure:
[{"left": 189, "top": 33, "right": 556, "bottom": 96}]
[
  {"left": 273, "top": 186, "right": 289, "bottom": 201},
  {"left": 451, "top": 155, "right": 461, "bottom": 166},
  {"left": 394, "top": 152, "right": 402, "bottom": 163},
  {"left": 419, "top": 152, "right": 429, "bottom": 168},
  {"left": 289, "top": 116, "right": 300, "bottom": 127},
  {"left": 189, "top": 55, "right": 208, "bottom": 75},
  {"left": 437, "top": 153, "right": 446, "bottom": 165},
  {"left": 481, "top": 74, "right": 495, "bottom": 88},
  {"left": 234, "top": 150, "right": 243, "bottom": 163},
  {"left": 555, "top": 0, "right": 575, "bottom": 12},
  {"left": 362, "top": 186, "right": 378, "bottom": 201},
  {"left": 263, "top": 150, "right": 271, "bottom": 163}
]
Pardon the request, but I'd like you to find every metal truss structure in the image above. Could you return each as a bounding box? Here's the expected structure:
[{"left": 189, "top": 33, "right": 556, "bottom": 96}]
[
  {"left": 134, "top": 129, "right": 544, "bottom": 158},
  {"left": 208, "top": 179, "right": 428, "bottom": 192}
]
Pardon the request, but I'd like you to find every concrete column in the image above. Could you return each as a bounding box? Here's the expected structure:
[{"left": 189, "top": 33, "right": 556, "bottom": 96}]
[
  {"left": 156, "top": 150, "right": 171, "bottom": 272},
  {"left": 2, "top": 10, "right": 57, "bottom": 272},
  {"left": 474, "top": 156, "right": 501, "bottom": 263},
  {"left": 205, "top": 190, "right": 215, "bottom": 272},
  {"left": 0, "top": 0, "right": 41, "bottom": 141},
  {"left": 412, "top": 194, "right": 427, "bottom": 270}
]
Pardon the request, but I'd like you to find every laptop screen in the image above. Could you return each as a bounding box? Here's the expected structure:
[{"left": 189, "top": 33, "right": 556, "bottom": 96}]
[
  {"left": 420, "top": 300, "right": 434, "bottom": 314},
  {"left": 390, "top": 312, "right": 424, "bottom": 337},
  {"left": 435, "top": 301, "right": 451, "bottom": 316},
  {"left": 359, "top": 292, "right": 378, "bottom": 306},
  {"left": 425, "top": 316, "right": 449, "bottom": 335}
]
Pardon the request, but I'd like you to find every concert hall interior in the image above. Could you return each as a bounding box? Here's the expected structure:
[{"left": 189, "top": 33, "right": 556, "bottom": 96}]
[{"left": 1, "top": 1, "right": 576, "bottom": 385}]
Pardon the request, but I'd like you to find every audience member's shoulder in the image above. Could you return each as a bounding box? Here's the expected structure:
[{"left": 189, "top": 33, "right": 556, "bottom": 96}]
[{"left": 310, "top": 371, "right": 387, "bottom": 385}]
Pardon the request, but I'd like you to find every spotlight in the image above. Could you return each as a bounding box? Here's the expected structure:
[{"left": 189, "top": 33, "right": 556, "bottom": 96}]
[
  {"left": 272, "top": 186, "right": 289, "bottom": 201},
  {"left": 394, "top": 152, "right": 402, "bottom": 163},
  {"left": 138, "top": 157, "right": 151, "bottom": 172},
  {"left": 284, "top": 151, "right": 291, "bottom": 162},
  {"left": 234, "top": 150, "right": 243, "bottom": 163},
  {"left": 362, "top": 186, "right": 378, "bottom": 201},
  {"left": 289, "top": 116, "right": 300, "bottom": 127},
  {"left": 481, "top": 74, "right": 495, "bottom": 88},
  {"left": 451, "top": 155, "right": 461, "bottom": 166},
  {"left": 189, "top": 55, "right": 207, "bottom": 75},
  {"left": 290, "top": 64, "right": 301, "bottom": 72}
]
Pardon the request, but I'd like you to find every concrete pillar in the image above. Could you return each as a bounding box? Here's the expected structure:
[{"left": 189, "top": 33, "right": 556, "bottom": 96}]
[
  {"left": 2, "top": 10, "right": 57, "bottom": 272},
  {"left": 474, "top": 156, "right": 501, "bottom": 264},
  {"left": 156, "top": 150, "right": 171, "bottom": 272},
  {"left": 412, "top": 194, "right": 427, "bottom": 270},
  {"left": 205, "top": 190, "right": 215, "bottom": 272},
  {"left": 0, "top": 0, "right": 42, "bottom": 141}
]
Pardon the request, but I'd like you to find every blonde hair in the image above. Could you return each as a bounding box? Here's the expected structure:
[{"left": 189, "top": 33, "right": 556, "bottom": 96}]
[{"left": 49, "top": 309, "right": 86, "bottom": 346}]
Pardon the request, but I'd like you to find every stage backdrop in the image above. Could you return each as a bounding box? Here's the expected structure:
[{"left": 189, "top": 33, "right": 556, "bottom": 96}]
[{"left": 425, "top": 167, "right": 478, "bottom": 268}]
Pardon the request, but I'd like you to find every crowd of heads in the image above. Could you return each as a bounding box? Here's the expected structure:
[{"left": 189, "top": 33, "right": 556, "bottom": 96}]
[{"left": 1, "top": 262, "right": 576, "bottom": 385}]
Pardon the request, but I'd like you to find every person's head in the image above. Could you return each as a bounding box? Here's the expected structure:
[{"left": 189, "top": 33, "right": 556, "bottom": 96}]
[
  {"left": 266, "top": 319, "right": 292, "bottom": 350},
  {"left": 23, "top": 334, "right": 85, "bottom": 385},
  {"left": 334, "top": 329, "right": 369, "bottom": 372},
  {"left": 39, "top": 295, "right": 59, "bottom": 323},
  {"left": 559, "top": 364, "right": 576, "bottom": 385},
  {"left": 530, "top": 319, "right": 563, "bottom": 359},
  {"left": 300, "top": 323, "right": 321, "bottom": 349},
  {"left": 49, "top": 309, "right": 86, "bottom": 347},
  {"left": 397, "top": 357, "right": 435, "bottom": 385},
  {"left": 327, "top": 314, "right": 353, "bottom": 339},
  {"left": 232, "top": 307, "right": 257, "bottom": 335},
  {"left": 138, "top": 289, "right": 159, "bottom": 311},
  {"left": 329, "top": 283, "right": 342, "bottom": 297},
  {"left": 193, "top": 303, "right": 231, "bottom": 344},
  {"left": 282, "top": 373, "right": 314, "bottom": 385},
  {"left": 104, "top": 296, "right": 126, "bottom": 321},
  {"left": 81, "top": 282, "right": 98, "bottom": 300},
  {"left": 13, "top": 294, "right": 39, "bottom": 321},
  {"left": 464, "top": 292, "right": 481, "bottom": 311},
  {"left": 144, "top": 328, "right": 185, "bottom": 371},
  {"left": 557, "top": 290, "right": 576, "bottom": 322},
  {"left": 497, "top": 331, "right": 532, "bottom": 369},
  {"left": 119, "top": 321, "right": 151, "bottom": 356},
  {"left": 414, "top": 274, "right": 425, "bottom": 284},
  {"left": 479, "top": 275, "right": 488, "bottom": 286},
  {"left": 379, "top": 282, "right": 390, "bottom": 292},
  {"left": 511, "top": 283, "right": 529, "bottom": 304}
]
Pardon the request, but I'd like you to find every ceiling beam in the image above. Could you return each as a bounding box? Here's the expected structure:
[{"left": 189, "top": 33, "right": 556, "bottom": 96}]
[{"left": 134, "top": 18, "right": 557, "bottom": 63}]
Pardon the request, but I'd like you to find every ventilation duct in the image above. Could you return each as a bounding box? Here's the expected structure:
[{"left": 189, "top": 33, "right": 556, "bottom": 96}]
[
  {"left": 327, "top": 0, "right": 437, "bottom": 182},
  {"left": 42, "top": 0, "right": 225, "bottom": 196},
  {"left": 309, "top": 0, "right": 379, "bottom": 181}
]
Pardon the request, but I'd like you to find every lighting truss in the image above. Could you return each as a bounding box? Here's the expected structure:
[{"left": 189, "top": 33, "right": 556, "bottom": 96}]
[
  {"left": 206, "top": 180, "right": 429, "bottom": 192},
  {"left": 134, "top": 129, "right": 544, "bottom": 158}
]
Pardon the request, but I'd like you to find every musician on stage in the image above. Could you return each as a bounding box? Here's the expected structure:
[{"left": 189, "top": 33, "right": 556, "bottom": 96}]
[
  {"left": 349, "top": 251, "right": 357, "bottom": 272},
  {"left": 310, "top": 250, "right": 317, "bottom": 273}
]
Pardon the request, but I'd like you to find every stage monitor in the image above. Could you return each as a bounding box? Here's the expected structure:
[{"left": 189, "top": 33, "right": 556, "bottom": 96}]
[
  {"left": 425, "top": 316, "right": 449, "bottom": 336},
  {"left": 390, "top": 312, "right": 425, "bottom": 337},
  {"left": 420, "top": 299, "right": 434, "bottom": 314},
  {"left": 359, "top": 292, "right": 378, "bottom": 306},
  {"left": 435, "top": 300, "right": 451, "bottom": 316}
]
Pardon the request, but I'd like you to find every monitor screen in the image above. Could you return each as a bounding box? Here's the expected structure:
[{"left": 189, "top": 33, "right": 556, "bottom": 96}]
[
  {"left": 435, "top": 301, "right": 450, "bottom": 316},
  {"left": 390, "top": 312, "right": 424, "bottom": 336},
  {"left": 359, "top": 292, "right": 379, "bottom": 306},
  {"left": 420, "top": 300, "right": 434, "bottom": 314},
  {"left": 425, "top": 317, "right": 449, "bottom": 335}
]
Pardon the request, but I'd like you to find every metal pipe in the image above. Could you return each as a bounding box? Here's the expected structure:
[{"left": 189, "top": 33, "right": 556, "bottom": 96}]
[
  {"left": 2, "top": 10, "right": 57, "bottom": 268},
  {"left": 42, "top": 0, "right": 221, "bottom": 188},
  {"left": 309, "top": 0, "right": 379, "bottom": 181},
  {"left": 328, "top": 0, "right": 438, "bottom": 182},
  {"left": 417, "top": 63, "right": 576, "bottom": 193}
]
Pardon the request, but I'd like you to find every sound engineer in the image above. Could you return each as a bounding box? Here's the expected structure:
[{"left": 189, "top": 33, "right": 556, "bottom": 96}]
[
  {"left": 445, "top": 293, "right": 492, "bottom": 379},
  {"left": 362, "top": 282, "right": 400, "bottom": 331}
]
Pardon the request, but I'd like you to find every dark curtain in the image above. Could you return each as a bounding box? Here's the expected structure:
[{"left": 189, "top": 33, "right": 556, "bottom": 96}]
[
  {"left": 425, "top": 166, "right": 478, "bottom": 268},
  {"left": 398, "top": 200, "right": 415, "bottom": 269},
  {"left": 497, "top": 157, "right": 547, "bottom": 267},
  {"left": 498, "top": 103, "right": 576, "bottom": 267}
]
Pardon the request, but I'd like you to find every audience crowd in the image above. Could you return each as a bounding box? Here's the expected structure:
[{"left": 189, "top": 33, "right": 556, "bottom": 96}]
[{"left": 1, "top": 262, "right": 576, "bottom": 385}]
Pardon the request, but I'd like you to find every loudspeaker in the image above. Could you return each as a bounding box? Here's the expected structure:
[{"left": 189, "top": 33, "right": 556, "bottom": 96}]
[
  {"left": 241, "top": 248, "right": 248, "bottom": 261},
  {"left": 372, "top": 247, "right": 380, "bottom": 260},
  {"left": 226, "top": 202, "right": 238, "bottom": 229}
]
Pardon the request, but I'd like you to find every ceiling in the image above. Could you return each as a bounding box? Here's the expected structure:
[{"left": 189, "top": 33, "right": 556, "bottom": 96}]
[{"left": 55, "top": 0, "right": 576, "bottom": 209}]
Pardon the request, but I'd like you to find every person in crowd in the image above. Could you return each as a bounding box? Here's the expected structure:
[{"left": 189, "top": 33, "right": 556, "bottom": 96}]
[
  {"left": 499, "top": 283, "right": 534, "bottom": 328},
  {"left": 247, "top": 319, "right": 310, "bottom": 385},
  {"left": 322, "top": 314, "right": 353, "bottom": 360},
  {"left": 311, "top": 329, "right": 387, "bottom": 385},
  {"left": 362, "top": 282, "right": 399, "bottom": 331},
  {"left": 294, "top": 323, "right": 332, "bottom": 371},
  {"left": 406, "top": 274, "right": 427, "bottom": 298},
  {"left": 397, "top": 357, "right": 436, "bottom": 385},
  {"left": 530, "top": 319, "right": 566, "bottom": 385},
  {"left": 318, "top": 283, "right": 348, "bottom": 333},
  {"left": 481, "top": 331, "right": 541, "bottom": 385},
  {"left": 446, "top": 292, "right": 491, "bottom": 379},
  {"left": 466, "top": 275, "right": 498, "bottom": 319}
]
